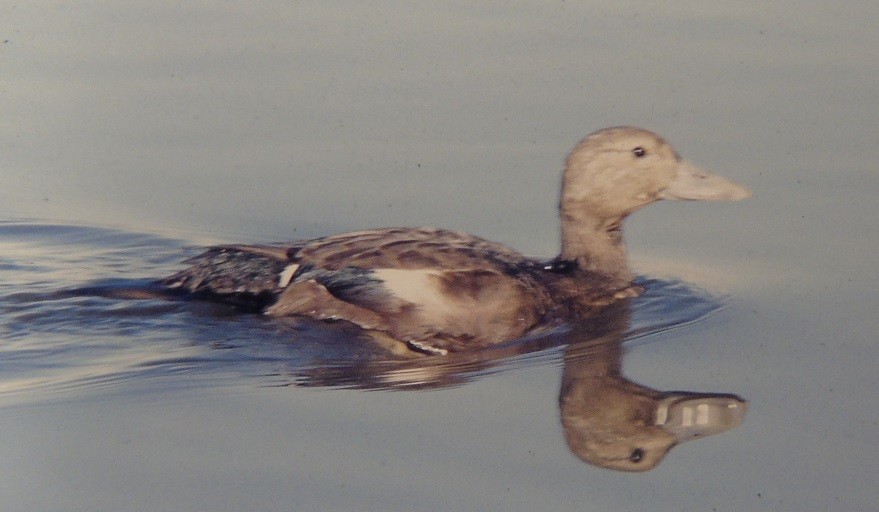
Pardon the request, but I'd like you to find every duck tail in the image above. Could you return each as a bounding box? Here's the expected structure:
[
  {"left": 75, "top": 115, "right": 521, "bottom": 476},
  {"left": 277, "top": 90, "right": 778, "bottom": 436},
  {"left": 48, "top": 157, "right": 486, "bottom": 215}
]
[{"left": 162, "top": 245, "right": 292, "bottom": 311}]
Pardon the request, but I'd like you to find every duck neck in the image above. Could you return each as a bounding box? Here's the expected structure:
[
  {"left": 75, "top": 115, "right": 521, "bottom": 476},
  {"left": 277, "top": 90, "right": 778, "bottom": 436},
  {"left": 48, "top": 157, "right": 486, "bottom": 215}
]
[{"left": 559, "top": 206, "right": 633, "bottom": 282}]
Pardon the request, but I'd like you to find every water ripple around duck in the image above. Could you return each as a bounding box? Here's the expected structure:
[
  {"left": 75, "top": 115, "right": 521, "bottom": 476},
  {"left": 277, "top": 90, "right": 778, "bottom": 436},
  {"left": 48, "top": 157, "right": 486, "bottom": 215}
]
[{"left": 0, "top": 221, "right": 724, "bottom": 400}]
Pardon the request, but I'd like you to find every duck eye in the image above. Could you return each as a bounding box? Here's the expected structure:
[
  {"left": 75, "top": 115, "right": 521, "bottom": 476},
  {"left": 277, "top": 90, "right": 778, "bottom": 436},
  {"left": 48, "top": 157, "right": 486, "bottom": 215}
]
[
  {"left": 632, "top": 147, "right": 647, "bottom": 158},
  {"left": 629, "top": 448, "right": 645, "bottom": 463}
]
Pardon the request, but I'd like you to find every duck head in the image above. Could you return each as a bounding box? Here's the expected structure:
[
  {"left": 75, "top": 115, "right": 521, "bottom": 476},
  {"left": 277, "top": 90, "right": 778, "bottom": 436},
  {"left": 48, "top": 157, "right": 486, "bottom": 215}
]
[{"left": 559, "top": 127, "right": 751, "bottom": 280}]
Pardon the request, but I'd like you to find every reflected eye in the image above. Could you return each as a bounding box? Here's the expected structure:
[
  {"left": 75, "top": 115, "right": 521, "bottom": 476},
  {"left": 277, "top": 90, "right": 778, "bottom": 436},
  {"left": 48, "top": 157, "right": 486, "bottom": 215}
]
[
  {"left": 632, "top": 147, "right": 647, "bottom": 158},
  {"left": 629, "top": 448, "right": 645, "bottom": 463}
]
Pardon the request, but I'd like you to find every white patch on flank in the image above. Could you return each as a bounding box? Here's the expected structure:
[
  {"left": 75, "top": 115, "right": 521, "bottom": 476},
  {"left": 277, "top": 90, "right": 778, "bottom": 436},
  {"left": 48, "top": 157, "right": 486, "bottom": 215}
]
[
  {"left": 277, "top": 264, "right": 299, "bottom": 288},
  {"left": 371, "top": 268, "right": 447, "bottom": 309}
]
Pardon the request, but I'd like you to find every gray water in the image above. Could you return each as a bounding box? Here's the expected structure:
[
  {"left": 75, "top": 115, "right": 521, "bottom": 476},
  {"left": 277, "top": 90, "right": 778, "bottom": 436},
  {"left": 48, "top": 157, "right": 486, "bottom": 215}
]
[{"left": 2, "top": 2, "right": 878, "bottom": 511}]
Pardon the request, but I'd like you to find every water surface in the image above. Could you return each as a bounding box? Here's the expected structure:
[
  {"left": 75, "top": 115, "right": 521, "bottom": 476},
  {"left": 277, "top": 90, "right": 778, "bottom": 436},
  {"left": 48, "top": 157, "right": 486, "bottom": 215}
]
[{"left": 2, "top": 2, "right": 878, "bottom": 511}]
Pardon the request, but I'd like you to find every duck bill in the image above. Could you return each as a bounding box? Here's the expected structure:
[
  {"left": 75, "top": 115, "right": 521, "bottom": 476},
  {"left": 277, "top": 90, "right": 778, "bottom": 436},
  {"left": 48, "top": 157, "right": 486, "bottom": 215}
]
[
  {"left": 654, "top": 393, "right": 747, "bottom": 443},
  {"left": 658, "top": 160, "right": 752, "bottom": 201}
]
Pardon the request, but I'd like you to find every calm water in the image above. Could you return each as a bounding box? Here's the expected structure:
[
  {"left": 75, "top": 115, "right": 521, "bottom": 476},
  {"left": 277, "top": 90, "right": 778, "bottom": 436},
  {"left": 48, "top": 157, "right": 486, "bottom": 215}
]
[{"left": 2, "top": 2, "right": 878, "bottom": 511}]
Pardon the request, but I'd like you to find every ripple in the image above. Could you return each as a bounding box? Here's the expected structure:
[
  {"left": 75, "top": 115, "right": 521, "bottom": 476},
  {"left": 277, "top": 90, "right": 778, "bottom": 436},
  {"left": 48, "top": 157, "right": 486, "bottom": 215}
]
[{"left": 0, "top": 221, "right": 727, "bottom": 400}]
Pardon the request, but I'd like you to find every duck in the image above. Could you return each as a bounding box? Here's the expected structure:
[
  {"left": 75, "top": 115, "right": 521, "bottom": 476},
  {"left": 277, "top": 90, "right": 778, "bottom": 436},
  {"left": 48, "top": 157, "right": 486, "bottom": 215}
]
[{"left": 164, "top": 127, "right": 751, "bottom": 355}]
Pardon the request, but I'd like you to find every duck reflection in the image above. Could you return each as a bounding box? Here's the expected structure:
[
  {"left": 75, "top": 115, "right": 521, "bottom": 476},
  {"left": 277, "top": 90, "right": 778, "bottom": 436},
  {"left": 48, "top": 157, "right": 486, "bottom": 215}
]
[
  {"left": 559, "top": 331, "right": 745, "bottom": 471},
  {"left": 293, "top": 300, "right": 746, "bottom": 472}
]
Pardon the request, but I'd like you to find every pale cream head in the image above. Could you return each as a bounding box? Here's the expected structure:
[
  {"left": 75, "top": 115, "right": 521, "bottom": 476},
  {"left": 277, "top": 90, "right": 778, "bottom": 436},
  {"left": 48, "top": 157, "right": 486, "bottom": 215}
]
[
  {"left": 561, "top": 126, "right": 751, "bottom": 224},
  {"left": 558, "top": 126, "right": 751, "bottom": 278}
]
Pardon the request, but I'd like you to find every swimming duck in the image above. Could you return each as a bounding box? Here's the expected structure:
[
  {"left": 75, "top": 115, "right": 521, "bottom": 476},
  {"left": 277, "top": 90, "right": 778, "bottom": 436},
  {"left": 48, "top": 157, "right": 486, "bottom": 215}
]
[{"left": 164, "top": 127, "right": 750, "bottom": 354}]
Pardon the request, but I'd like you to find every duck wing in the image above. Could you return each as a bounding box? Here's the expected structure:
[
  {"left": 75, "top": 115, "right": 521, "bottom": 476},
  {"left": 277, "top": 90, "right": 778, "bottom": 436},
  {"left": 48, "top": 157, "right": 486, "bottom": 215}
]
[{"left": 165, "top": 228, "right": 550, "bottom": 350}]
